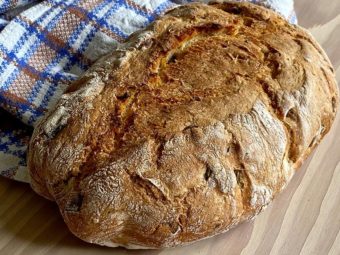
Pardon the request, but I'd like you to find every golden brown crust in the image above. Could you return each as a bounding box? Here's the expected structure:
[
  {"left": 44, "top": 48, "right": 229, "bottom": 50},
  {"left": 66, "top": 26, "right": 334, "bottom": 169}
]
[{"left": 28, "top": 2, "right": 339, "bottom": 249}]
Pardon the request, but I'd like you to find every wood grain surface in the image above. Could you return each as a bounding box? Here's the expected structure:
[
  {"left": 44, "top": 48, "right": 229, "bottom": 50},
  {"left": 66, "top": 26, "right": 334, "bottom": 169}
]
[{"left": 1, "top": 1, "right": 340, "bottom": 254}]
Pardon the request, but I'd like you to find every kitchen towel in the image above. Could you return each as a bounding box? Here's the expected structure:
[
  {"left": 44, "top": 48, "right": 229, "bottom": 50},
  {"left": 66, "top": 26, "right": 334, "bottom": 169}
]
[{"left": 0, "top": 0, "right": 297, "bottom": 183}]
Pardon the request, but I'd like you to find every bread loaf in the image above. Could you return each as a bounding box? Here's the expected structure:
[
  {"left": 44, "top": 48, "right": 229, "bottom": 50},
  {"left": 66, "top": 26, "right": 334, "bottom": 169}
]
[{"left": 28, "top": 2, "right": 339, "bottom": 249}]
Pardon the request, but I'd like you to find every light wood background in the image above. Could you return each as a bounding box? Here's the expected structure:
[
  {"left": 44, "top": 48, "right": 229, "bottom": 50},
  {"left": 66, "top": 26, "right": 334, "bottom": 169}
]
[{"left": 1, "top": 1, "right": 340, "bottom": 254}]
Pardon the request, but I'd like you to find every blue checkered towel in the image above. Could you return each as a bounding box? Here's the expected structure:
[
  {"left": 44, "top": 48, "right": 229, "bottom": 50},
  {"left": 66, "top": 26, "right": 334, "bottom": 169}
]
[{"left": 0, "top": 0, "right": 297, "bottom": 183}]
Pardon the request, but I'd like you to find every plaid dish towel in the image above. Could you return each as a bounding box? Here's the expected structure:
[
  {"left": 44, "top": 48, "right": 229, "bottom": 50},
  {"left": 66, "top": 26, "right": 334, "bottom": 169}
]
[{"left": 0, "top": 0, "right": 297, "bottom": 183}]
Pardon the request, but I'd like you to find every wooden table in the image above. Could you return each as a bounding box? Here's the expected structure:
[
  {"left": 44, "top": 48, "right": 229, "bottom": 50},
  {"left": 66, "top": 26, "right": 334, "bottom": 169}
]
[{"left": 1, "top": 1, "right": 340, "bottom": 254}]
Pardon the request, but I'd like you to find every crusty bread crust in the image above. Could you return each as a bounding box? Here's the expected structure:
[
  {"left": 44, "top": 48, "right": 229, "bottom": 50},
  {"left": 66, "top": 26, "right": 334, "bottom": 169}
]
[{"left": 28, "top": 2, "right": 339, "bottom": 249}]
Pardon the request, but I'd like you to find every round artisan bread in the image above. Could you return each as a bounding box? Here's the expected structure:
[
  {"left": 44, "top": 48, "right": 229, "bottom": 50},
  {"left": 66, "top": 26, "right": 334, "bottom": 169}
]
[{"left": 28, "top": 1, "right": 339, "bottom": 249}]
